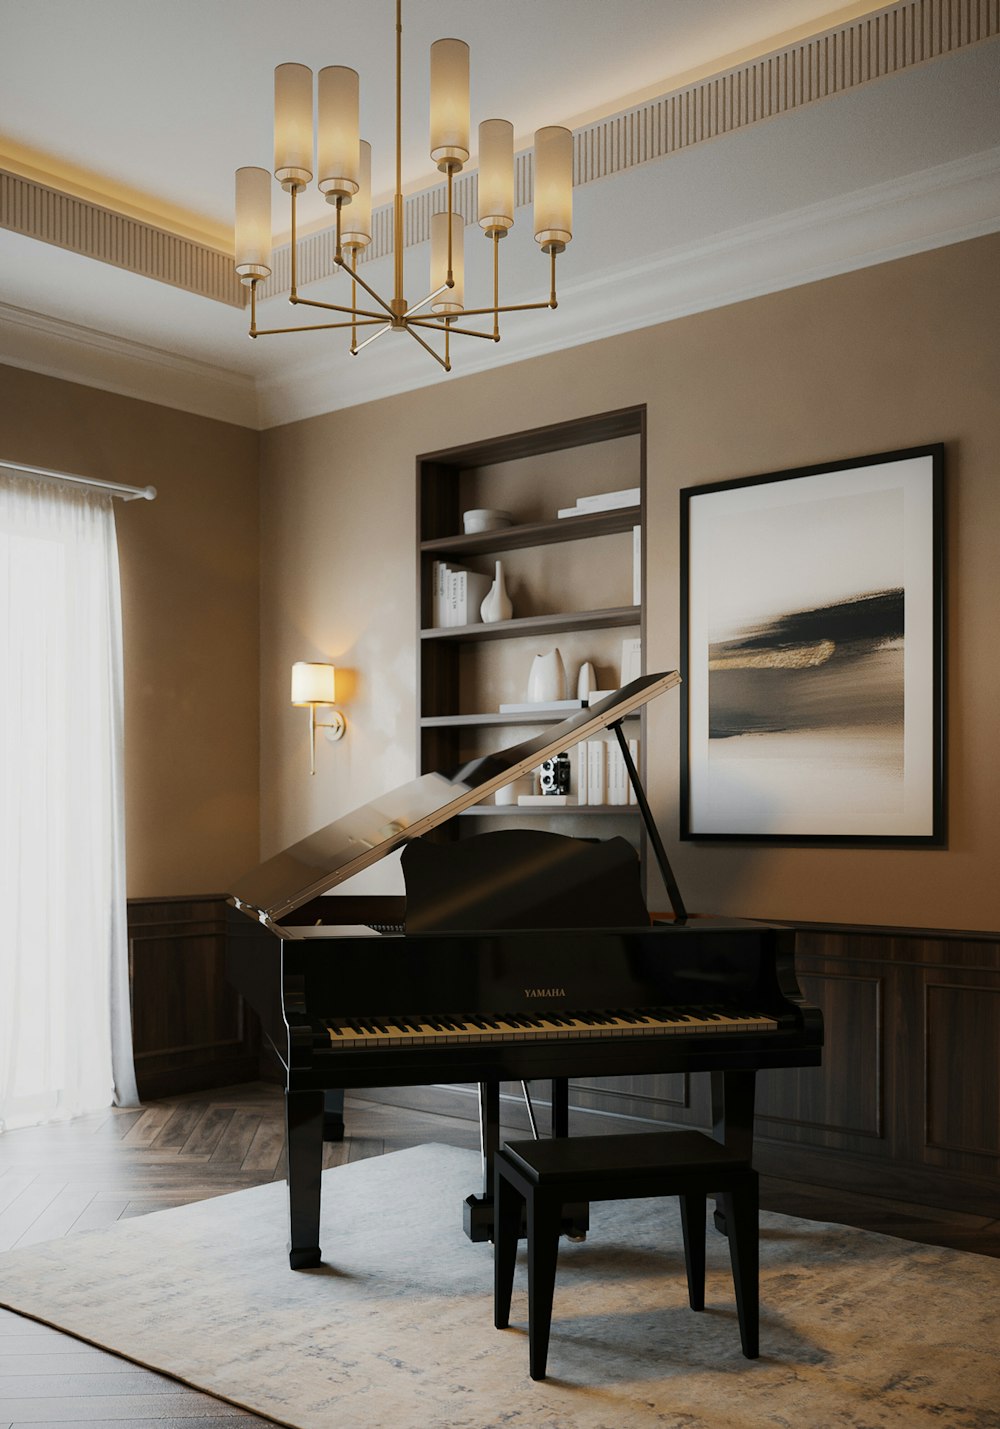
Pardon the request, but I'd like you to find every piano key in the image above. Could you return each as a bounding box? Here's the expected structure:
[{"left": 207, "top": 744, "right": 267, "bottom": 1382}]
[{"left": 322, "top": 1007, "right": 779, "bottom": 1049}]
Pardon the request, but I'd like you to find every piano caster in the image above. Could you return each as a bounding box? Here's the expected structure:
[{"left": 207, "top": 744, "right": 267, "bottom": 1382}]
[{"left": 288, "top": 1245, "right": 322, "bottom": 1270}]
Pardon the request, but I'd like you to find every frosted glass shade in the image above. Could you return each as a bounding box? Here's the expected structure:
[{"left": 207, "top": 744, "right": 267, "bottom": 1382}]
[
  {"left": 429, "top": 38, "right": 469, "bottom": 170},
  {"left": 430, "top": 211, "right": 465, "bottom": 313},
  {"left": 318, "top": 66, "right": 360, "bottom": 199},
  {"left": 478, "top": 119, "right": 514, "bottom": 234},
  {"left": 533, "top": 126, "right": 573, "bottom": 250},
  {"left": 274, "top": 63, "right": 313, "bottom": 188},
  {"left": 341, "top": 140, "right": 372, "bottom": 246},
  {"left": 291, "top": 662, "right": 336, "bottom": 706},
  {"left": 234, "top": 167, "right": 272, "bottom": 282}
]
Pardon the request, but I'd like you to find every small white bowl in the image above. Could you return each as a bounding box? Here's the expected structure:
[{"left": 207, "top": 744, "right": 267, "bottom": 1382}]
[{"left": 463, "top": 508, "right": 514, "bottom": 534}]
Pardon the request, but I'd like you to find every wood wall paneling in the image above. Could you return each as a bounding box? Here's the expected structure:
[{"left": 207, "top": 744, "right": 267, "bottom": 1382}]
[{"left": 128, "top": 896, "right": 259, "bottom": 1099}]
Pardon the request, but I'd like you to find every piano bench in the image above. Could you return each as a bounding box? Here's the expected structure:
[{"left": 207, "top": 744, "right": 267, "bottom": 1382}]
[{"left": 493, "top": 1129, "right": 759, "bottom": 1381}]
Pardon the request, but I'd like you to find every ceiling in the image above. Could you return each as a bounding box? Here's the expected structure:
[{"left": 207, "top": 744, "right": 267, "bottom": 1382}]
[{"left": 1, "top": 0, "right": 998, "bottom": 429}]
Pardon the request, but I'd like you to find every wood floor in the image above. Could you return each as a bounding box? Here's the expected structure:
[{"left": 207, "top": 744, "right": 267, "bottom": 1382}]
[{"left": 1, "top": 1082, "right": 997, "bottom": 1427}]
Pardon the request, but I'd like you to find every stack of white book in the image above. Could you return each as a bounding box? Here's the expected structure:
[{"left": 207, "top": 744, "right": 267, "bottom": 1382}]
[
  {"left": 575, "top": 738, "right": 639, "bottom": 805},
  {"left": 430, "top": 561, "right": 492, "bottom": 627},
  {"left": 557, "top": 486, "right": 640, "bottom": 519}
]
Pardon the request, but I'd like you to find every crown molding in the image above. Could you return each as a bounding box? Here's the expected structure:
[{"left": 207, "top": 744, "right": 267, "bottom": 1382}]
[
  {"left": 253, "top": 145, "right": 1000, "bottom": 428},
  {"left": 0, "top": 300, "right": 258, "bottom": 428}
]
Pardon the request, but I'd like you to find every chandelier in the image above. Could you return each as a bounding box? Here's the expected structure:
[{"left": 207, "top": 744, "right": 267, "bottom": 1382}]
[{"left": 233, "top": 0, "right": 574, "bottom": 372}]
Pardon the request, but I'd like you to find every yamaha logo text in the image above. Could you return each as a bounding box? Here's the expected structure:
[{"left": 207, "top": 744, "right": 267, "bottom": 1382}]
[{"left": 524, "top": 987, "right": 566, "bottom": 999}]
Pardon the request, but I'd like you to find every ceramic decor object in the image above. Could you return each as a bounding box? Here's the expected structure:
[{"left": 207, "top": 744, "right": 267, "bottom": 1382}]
[
  {"left": 463, "top": 509, "right": 514, "bottom": 533},
  {"left": 480, "top": 561, "right": 513, "bottom": 623},
  {"left": 526, "top": 649, "right": 565, "bottom": 702},
  {"left": 577, "top": 661, "right": 596, "bottom": 698}
]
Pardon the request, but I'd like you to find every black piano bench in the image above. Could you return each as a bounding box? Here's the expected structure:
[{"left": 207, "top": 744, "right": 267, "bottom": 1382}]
[{"left": 493, "top": 1129, "right": 759, "bottom": 1381}]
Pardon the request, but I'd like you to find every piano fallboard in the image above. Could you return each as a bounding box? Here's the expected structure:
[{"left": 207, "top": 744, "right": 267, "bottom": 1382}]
[{"left": 226, "top": 914, "right": 822, "bottom": 1090}]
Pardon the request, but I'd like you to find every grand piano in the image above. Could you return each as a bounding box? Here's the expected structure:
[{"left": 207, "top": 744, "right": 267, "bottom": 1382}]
[{"left": 226, "top": 672, "right": 823, "bottom": 1268}]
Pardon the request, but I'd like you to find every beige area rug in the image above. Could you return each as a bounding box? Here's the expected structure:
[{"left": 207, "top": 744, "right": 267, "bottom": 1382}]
[{"left": 1, "top": 1143, "right": 998, "bottom": 1429}]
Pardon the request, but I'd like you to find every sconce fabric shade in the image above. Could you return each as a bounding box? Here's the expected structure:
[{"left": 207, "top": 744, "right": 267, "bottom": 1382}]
[
  {"left": 341, "top": 140, "right": 373, "bottom": 246},
  {"left": 478, "top": 119, "right": 514, "bottom": 234},
  {"left": 533, "top": 125, "right": 573, "bottom": 251},
  {"left": 274, "top": 63, "right": 314, "bottom": 187},
  {"left": 291, "top": 661, "right": 336, "bottom": 706},
  {"left": 429, "top": 38, "right": 470, "bottom": 170},
  {"left": 430, "top": 211, "right": 465, "bottom": 313},
  {"left": 318, "top": 66, "right": 360, "bottom": 199},
  {"left": 234, "top": 167, "right": 272, "bottom": 281}
]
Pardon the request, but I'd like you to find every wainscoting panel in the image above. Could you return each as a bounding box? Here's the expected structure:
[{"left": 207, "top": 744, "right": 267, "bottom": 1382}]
[{"left": 128, "top": 895, "right": 259, "bottom": 1099}]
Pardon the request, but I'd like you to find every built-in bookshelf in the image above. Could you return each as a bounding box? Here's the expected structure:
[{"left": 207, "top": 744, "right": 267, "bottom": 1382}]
[{"left": 416, "top": 406, "right": 646, "bottom": 829}]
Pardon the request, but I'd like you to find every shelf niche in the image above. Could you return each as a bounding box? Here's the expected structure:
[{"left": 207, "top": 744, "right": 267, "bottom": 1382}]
[{"left": 417, "top": 405, "right": 647, "bottom": 840}]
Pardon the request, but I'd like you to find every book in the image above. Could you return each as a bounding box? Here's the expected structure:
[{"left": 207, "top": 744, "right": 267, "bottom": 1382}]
[
  {"left": 575, "top": 743, "right": 588, "bottom": 805},
  {"left": 576, "top": 487, "right": 641, "bottom": 512},
  {"left": 628, "top": 737, "right": 639, "bottom": 806},
  {"left": 498, "top": 698, "right": 586, "bottom": 714},
  {"left": 633, "top": 524, "right": 642, "bottom": 605},
  {"left": 516, "top": 794, "right": 576, "bottom": 806},
  {"left": 586, "top": 739, "right": 606, "bottom": 804},
  {"left": 621, "top": 636, "right": 642, "bottom": 686},
  {"left": 444, "top": 565, "right": 491, "bottom": 626},
  {"left": 607, "top": 741, "right": 628, "bottom": 805},
  {"left": 431, "top": 561, "right": 450, "bottom": 627}
]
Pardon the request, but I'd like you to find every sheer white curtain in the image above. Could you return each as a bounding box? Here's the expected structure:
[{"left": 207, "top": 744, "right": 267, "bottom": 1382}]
[{"left": 0, "top": 470, "right": 138, "bottom": 1132}]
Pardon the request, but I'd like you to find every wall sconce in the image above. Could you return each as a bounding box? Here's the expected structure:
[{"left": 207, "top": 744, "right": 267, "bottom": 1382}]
[{"left": 291, "top": 661, "right": 346, "bottom": 775}]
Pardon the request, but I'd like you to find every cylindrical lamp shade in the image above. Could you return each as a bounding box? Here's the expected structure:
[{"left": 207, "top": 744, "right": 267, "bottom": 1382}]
[
  {"left": 533, "top": 126, "right": 573, "bottom": 251},
  {"left": 341, "top": 140, "right": 372, "bottom": 245},
  {"left": 429, "top": 38, "right": 469, "bottom": 171},
  {"left": 274, "top": 63, "right": 313, "bottom": 189},
  {"left": 291, "top": 662, "right": 336, "bottom": 706},
  {"left": 477, "top": 119, "right": 514, "bottom": 234},
  {"left": 430, "top": 211, "right": 465, "bottom": 313},
  {"left": 234, "top": 167, "right": 272, "bottom": 282},
  {"left": 317, "top": 66, "right": 359, "bottom": 199}
]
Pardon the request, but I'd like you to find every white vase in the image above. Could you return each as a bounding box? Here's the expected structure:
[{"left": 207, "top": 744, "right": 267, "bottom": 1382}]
[
  {"left": 480, "top": 560, "right": 513, "bottom": 623},
  {"left": 526, "top": 649, "right": 566, "bottom": 703},
  {"left": 576, "top": 661, "right": 596, "bottom": 699}
]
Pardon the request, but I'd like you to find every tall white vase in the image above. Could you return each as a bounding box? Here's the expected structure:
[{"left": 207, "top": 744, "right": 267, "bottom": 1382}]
[
  {"left": 480, "top": 560, "right": 513, "bottom": 623},
  {"left": 526, "top": 649, "right": 566, "bottom": 702}
]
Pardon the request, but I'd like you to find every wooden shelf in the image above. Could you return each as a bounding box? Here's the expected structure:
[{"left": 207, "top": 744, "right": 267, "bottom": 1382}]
[
  {"left": 420, "top": 506, "right": 640, "bottom": 557},
  {"left": 421, "top": 606, "right": 640, "bottom": 644}
]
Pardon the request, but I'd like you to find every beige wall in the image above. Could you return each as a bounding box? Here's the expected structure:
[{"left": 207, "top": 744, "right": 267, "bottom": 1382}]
[
  {"left": 260, "top": 232, "right": 1000, "bottom": 932},
  {"left": 0, "top": 366, "right": 260, "bottom": 896}
]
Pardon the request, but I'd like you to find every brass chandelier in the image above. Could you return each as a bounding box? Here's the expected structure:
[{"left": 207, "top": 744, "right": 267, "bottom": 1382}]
[{"left": 234, "top": 0, "right": 574, "bottom": 372}]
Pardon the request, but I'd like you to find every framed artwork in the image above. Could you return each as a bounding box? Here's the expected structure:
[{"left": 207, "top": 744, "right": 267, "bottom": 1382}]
[{"left": 680, "top": 445, "right": 944, "bottom": 844}]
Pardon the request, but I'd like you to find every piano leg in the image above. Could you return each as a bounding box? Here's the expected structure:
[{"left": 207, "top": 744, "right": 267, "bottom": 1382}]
[
  {"left": 710, "top": 1069, "right": 757, "bottom": 1236},
  {"left": 464, "top": 1081, "right": 500, "bottom": 1243},
  {"left": 550, "top": 1078, "right": 589, "bottom": 1240},
  {"left": 286, "top": 1088, "right": 324, "bottom": 1269}
]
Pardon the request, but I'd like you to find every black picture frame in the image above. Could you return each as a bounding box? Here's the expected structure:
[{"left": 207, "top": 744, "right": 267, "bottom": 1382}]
[{"left": 679, "top": 444, "right": 945, "bottom": 845}]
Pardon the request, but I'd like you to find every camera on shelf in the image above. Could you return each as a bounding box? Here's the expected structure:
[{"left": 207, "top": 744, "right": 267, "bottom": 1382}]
[{"left": 539, "top": 752, "right": 570, "bottom": 796}]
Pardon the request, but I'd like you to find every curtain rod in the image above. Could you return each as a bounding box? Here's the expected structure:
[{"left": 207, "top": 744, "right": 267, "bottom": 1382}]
[{"left": 0, "top": 459, "right": 157, "bottom": 502}]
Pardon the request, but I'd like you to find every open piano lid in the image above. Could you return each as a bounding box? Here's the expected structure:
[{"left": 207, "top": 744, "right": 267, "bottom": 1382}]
[{"left": 229, "top": 670, "right": 680, "bottom": 924}]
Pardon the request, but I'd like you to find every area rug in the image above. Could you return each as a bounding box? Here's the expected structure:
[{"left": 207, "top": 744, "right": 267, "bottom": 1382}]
[{"left": 1, "top": 1143, "right": 998, "bottom": 1429}]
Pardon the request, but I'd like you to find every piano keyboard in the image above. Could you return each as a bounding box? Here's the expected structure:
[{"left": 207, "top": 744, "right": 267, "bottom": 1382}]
[{"left": 323, "top": 1006, "right": 778, "bottom": 1049}]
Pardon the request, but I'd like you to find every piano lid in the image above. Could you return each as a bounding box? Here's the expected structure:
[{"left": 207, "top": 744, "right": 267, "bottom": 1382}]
[{"left": 229, "top": 670, "right": 680, "bottom": 923}]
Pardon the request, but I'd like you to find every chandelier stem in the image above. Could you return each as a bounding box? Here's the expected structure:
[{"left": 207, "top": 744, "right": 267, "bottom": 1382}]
[
  {"left": 290, "top": 187, "right": 298, "bottom": 300},
  {"left": 249, "top": 279, "right": 259, "bottom": 337},
  {"left": 447, "top": 168, "right": 454, "bottom": 286},
  {"left": 335, "top": 197, "right": 343, "bottom": 266},
  {"left": 492, "top": 232, "right": 500, "bottom": 339},
  {"left": 550, "top": 247, "right": 557, "bottom": 307},
  {"left": 351, "top": 249, "right": 358, "bottom": 351},
  {"left": 393, "top": 0, "right": 404, "bottom": 308}
]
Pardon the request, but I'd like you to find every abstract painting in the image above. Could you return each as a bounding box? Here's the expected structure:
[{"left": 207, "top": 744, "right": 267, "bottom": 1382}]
[{"left": 680, "top": 446, "right": 943, "bottom": 842}]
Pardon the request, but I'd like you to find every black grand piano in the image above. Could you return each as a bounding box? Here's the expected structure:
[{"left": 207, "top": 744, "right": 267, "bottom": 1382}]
[{"left": 226, "top": 672, "right": 823, "bottom": 1268}]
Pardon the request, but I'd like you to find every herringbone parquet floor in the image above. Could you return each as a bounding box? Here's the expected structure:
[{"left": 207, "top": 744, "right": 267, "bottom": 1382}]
[{"left": 1, "top": 1083, "right": 996, "bottom": 1427}]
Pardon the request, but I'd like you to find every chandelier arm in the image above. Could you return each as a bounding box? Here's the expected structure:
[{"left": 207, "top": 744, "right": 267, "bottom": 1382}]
[
  {"left": 407, "top": 318, "right": 498, "bottom": 341},
  {"left": 404, "top": 321, "right": 450, "bottom": 371},
  {"left": 291, "top": 294, "right": 387, "bottom": 321},
  {"left": 436, "top": 300, "right": 553, "bottom": 319},
  {"left": 353, "top": 323, "right": 392, "bottom": 355},
  {"left": 251, "top": 318, "right": 388, "bottom": 336},
  {"left": 335, "top": 258, "right": 397, "bottom": 319},
  {"left": 405, "top": 285, "right": 449, "bottom": 319}
]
